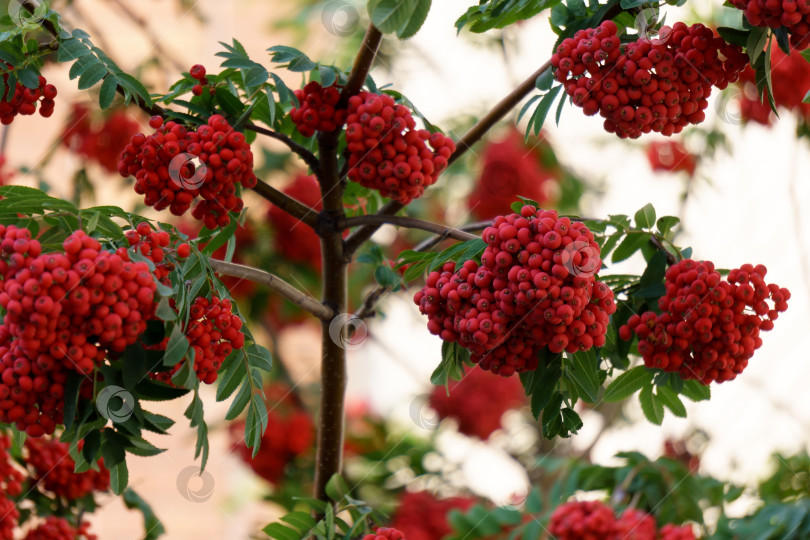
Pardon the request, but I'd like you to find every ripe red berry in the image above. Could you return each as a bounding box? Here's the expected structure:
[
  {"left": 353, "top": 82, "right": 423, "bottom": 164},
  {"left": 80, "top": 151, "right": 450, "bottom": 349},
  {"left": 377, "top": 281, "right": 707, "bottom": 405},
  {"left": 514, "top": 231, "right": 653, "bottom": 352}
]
[{"left": 177, "top": 243, "right": 191, "bottom": 258}]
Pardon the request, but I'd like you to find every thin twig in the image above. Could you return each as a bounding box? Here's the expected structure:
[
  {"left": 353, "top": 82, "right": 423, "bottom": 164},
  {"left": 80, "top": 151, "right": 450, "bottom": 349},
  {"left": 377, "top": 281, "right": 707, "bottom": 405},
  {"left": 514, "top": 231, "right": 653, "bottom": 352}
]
[
  {"left": 252, "top": 179, "right": 320, "bottom": 230},
  {"left": 343, "top": 215, "right": 478, "bottom": 242},
  {"left": 208, "top": 259, "right": 334, "bottom": 321},
  {"left": 411, "top": 220, "right": 490, "bottom": 252},
  {"left": 244, "top": 121, "right": 319, "bottom": 172}
]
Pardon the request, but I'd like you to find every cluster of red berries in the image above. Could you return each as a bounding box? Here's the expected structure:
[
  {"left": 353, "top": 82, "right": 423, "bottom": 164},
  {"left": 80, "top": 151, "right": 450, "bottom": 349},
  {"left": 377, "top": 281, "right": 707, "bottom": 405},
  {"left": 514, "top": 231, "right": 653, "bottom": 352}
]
[
  {"left": 22, "top": 517, "right": 96, "bottom": 540},
  {"left": 61, "top": 103, "right": 140, "bottom": 173},
  {"left": 391, "top": 490, "right": 476, "bottom": 540},
  {"left": 154, "top": 295, "right": 244, "bottom": 385},
  {"left": 0, "top": 226, "right": 159, "bottom": 435},
  {"left": 189, "top": 64, "right": 214, "bottom": 97},
  {"left": 1, "top": 68, "right": 56, "bottom": 124},
  {"left": 415, "top": 206, "right": 615, "bottom": 376},
  {"left": 549, "top": 500, "right": 695, "bottom": 540},
  {"left": 663, "top": 437, "right": 701, "bottom": 473},
  {"left": 646, "top": 141, "right": 697, "bottom": 176},
  {"left": 346, "top": 92, "right": 456, "bottom": 204},
  {"left": 736, "top": 45, "right": 810, "bottom": 125},
  {"left": 552, "top": 21, "right": 747, "bottom": 138},
  {"left": 118, "top": 114, "right": 256, "bottom": 229},
  {"left": 0, "top": 433, "right": 23, "bottom": 540},
  {"left": 468, "top": 129, "right": 561, "bottom": 220},
  {"left": 24, "top": 436, "right": 109, "bottom": 500},
  {"left": 428, "top": 366, "right": 526, "bottom": 439},
  {"left": 267, "top": 174, "right": 323, "bottom": 270},
  {"left": 1, "top": 433, "right": 104, "bottom": 540},
  {"left": 730, "top": 0, "right": 810, "bottom": 49},
  {"left": 619, "top": 259, "right": 790, "bottom": 384},
  {"left": 363, "top": 528, "right": 406, "bottom": 540},
  {"left": 230, "top": 383, "right": 314, "bottom": 484},
  {"left": 290, "top": 81, "right": 347, "bottom": 137}
]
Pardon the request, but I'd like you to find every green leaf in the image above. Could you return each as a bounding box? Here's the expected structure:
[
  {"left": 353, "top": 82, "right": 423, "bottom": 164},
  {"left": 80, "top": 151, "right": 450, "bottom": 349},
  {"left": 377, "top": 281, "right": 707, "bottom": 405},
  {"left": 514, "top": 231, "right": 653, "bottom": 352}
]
[
  {"left": 225, "top": 382, "right": 252, "bottom": 420},
  {"left": 536, "top": 68, "right": 554, "bottom": 91},
  {"left": 528, "top": 85, "right": 562, "bottom": 136},
  {"left": 680, "top": 379, "right": 711, "bottom": 401},
  {"left": 163, "top": 325, "right": 189, "bottom": 367},
  {"left": 267, "top": 45, "right": 317, "bottom": 72},
  {"left": 368, "top": 0, "right": 419, "bottom": 34},
  {"left": 78, "top": 62, "right": 108, "bottom": 90},
  {"left": 634, "top": 203, "right": 656, "bottom": 229},
  {"left": 431, "top": 341, "right": 469, "bottom": 386},
  {"left": 325, "top": 474, "right": 350, "bottom": 502},
  {"left": 747, "top": 27, "right": 769, "bottom": 65},
  {"left": 123, "top": 488, "right": 166, "bottom": 540},
  {"left": 639, "top": 384, "right": 664, "bottom": 425},
  {"left": 656, "top": 386, "right": 687, "bottom": 417},
  {"left": 565, "top": 349, "right": 601, "bottom": 403},
  {"left": 603, "top": 366, "right": 652, "bottom": 402},
  {"left": 110, "top": 461, "right": 129, "bottom": 495},
  {"left": 263, "top": 523, "right": 300, "bottom": 540},
  {"left": 656, "top": 216, "right": 680, "bottom": 238},
  {"left": 521, "top": 350, "right": 563, "bottom": 419},
  {"left": 717, "top": 27, "right": 749, "bottom": 48},
  {"left": 374, "top": 264, "right": 398, "bottom": 287},
  {"left": 397, "top": 0, "right": 432, "bottom": 39},
  {"left": 611, "top": 232, "right": 650, "bottom": 263}
]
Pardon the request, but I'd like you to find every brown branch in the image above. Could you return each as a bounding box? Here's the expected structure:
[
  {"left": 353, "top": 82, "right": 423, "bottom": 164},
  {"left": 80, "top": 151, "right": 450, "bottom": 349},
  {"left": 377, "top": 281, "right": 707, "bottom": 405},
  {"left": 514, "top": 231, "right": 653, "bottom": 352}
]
[
  {"left": 449, "top": 59, "right": 552, "bottom": 166},
  {"left": 313, "top": 23, "right": 383, "bottom": 503},
  {"left": 244, "top": 122, "right": 319, "bottom": 172},
  {"left": 648, "top": 235, "right": 677, "bottom": 266},
  {"left": 208, "top": 259, "right": 334, "bottom": 321},
  {"left": 343, "top": 201, "right": 404, "bottom": 255},
  {"left": 411, "top": 220, "right": 490, "bottom": 252},
  {"left": 252, "top": 178, "right": 320, "bottom": 230},
  {"left": 343, "top": 215, "right": 478, "bottom": 242}
]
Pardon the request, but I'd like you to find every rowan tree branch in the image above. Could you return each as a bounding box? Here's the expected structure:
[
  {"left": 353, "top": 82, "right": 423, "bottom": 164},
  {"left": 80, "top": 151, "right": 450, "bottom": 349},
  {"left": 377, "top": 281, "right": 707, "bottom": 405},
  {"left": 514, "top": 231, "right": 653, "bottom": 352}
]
[
  {"left": 313, "top": 22, "right": 384, "bottom": 504},
  {"left": 252, "top": 179, "right": 320, "bottom": 230},
  {"left": 343, "top": 215, "right": 479, "bottom": 242},
  {"left": 244, "top": 122, "right": 319, "bottom": 172},
  {"left": 208, "top": 259, "right": 334, "bottom": 321}
]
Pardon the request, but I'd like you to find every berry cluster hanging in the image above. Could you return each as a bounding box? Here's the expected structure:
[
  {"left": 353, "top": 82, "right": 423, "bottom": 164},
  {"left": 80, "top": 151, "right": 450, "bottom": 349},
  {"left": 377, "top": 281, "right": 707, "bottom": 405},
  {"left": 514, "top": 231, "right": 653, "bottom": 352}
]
[
  {"left": 619, "top": 259, "right": 790, "bottom": 384},
  {"left": 415, "top": 206, "right": 615, "bottom": 376},
  {"left": 551, "top": 21, "right": 747, "bottom": 138},
  {"left": 118, "top": 114, "right": 256, "bottom": 229}
]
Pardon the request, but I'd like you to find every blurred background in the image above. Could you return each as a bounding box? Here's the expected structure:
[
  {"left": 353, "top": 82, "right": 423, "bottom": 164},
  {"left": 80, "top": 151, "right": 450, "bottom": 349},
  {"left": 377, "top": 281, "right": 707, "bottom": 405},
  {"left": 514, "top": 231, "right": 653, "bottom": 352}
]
[{"left": 2, "top": 0, "right": 810, "bottom": 538}]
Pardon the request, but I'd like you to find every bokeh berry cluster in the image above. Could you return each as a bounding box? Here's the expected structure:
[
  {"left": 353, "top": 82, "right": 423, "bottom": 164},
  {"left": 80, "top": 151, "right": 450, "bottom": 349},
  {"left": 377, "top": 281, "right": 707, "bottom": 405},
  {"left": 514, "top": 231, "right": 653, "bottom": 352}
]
[
  {"left": 0, "top": 226, "right": 159, "bottom": 435},
  {"left": 362, "top": 528, "right": 405, "bottom": 540},
  {"left": 549, "top": 500, "right": 695, "bottom": 540},
  {"left": 0, "top": 433, "right": 105, "bottom": 540},
  {"left": 22, "top": 516, "right": 96, "bottom": 540},
  {"left": 267, "top": 174, "right": 323, "bottom": 270},
  {"left": 468, "top": 129, "right": 561, "bottom": 220},
  {"left": 118, "top": 114, "right": 256, "bottom": 229},
  {"left": 0, "top": 68, "right": 56, "bottom": 124},
  {"left": 428, "top": 366, "right": 526, "bottom": 439},
  {"left": 736, "top": 44, "right": 810, "bottom": 125},
  {"left": 552, "top": 21, "right": 747, "bottom": 138},
  {"left": 290, "top": 81, "right": 347, "bottom": 136},
  {"left": 25, "top": 436, "right": 110, "bottom": 500},
  {"left": 61, "top": 103, "right": 140, "bottom": 173},
  {"left": 346, "top": 92, "right": 455, "bottom": 204},
  {"left": 646, "top": 141, "right": 697, "bottom": 176},
  {"left": 230, "top": 382, "right": 314, "bottom": 484},
  {"left": 390, "top": 490, "right": 476, "bottom": 540},
  {"left": 619, "top": 259, "right": 789, "bottom": 384},
  {"left": 415, "top": 206, "right": 615, "bottom": 376},
  {"left": 730, "top": 0, "right": 810, "bottom": 49}
]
